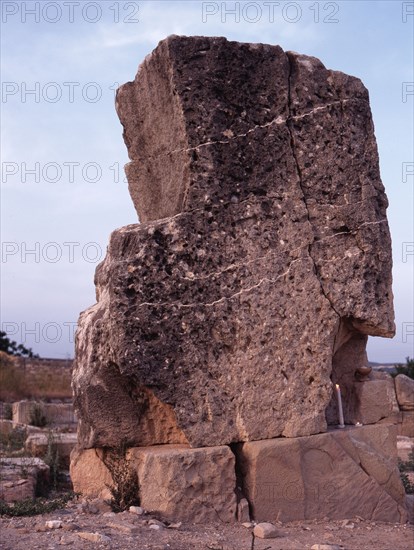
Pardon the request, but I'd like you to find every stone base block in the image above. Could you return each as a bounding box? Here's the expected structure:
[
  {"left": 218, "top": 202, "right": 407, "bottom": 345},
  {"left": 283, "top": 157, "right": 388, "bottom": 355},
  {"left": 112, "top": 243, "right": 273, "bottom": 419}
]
[
  {"left": 70, "top": 444, "right": 236, "bottom": 523},
  {"left": 70, "top": 448, "right": 113, "bottom": 500},
  {"left": 237, "top": 424, "right": 407, "bottom": 523}
]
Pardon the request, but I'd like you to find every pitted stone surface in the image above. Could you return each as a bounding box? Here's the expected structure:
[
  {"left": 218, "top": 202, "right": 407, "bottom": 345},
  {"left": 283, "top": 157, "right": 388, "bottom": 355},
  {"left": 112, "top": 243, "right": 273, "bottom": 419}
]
[{"left": 73, "top": 36, "right": 394, "bottom": 449}]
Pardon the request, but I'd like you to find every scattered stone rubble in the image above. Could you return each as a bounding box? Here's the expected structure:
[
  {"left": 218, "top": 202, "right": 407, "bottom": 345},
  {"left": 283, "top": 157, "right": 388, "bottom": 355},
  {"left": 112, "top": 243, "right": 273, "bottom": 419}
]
[{"left": 0, "top": 499, "right": 413, "bottom": 550}]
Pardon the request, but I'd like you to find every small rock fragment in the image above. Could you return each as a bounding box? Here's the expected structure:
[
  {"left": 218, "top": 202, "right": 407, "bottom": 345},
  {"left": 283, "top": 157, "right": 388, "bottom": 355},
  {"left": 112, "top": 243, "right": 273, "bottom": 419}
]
[
  {"left": 149, "top": 524, "right": 163, "bottom": 531},
  {"left": 129, "top": 505, "right": 144, "bottom": 515},
  {"left": 167, "top": 522, "right": 182, "bottom": 529},
  {"left": 311, "top": 545, "right": 342, "bottom": 550},
  {"left": 45, "top": 520, "right": 62, "bottom": 529},
  {"left": 242, "top": 522, "right": 253, "bottom": 528},
  {"left": 149, "top": 519, "right": 166, "bottom": 528},
  {"left": 62, "top": 523, "right": 79, "bottom": 532},
  {"left": 59, "top": 536, "right": 75, "bottom": 546},
  {"left": 78, "top": 532, "right": 111, "bottom": 543},
  {"left": 88, "top": 504, "right": 99, "bottom": 514},
  {"left": 237, "top": 498, "right": 250, "bottom": 523},
  {"left": 108, "top": 521, "right": 140, "bottom": 535},
  {"left": 253, "top": 522, "right": 278, "bottom": 539}
]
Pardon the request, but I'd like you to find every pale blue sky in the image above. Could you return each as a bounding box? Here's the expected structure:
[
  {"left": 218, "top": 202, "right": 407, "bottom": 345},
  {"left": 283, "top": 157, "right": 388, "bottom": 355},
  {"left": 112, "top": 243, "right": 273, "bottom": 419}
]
[{"left": 1, "top": 1, "right": 413, "bottom": 361}]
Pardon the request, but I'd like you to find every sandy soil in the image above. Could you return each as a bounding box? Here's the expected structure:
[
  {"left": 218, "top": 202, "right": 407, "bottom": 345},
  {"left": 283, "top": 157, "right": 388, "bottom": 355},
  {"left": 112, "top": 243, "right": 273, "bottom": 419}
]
[{"left": 0, "top": 498, "right": 413, "bottom": 550}]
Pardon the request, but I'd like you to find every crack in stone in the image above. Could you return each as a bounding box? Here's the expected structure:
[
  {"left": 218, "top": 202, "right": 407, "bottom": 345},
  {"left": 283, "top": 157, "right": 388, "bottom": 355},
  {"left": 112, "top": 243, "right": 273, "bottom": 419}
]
[
  {"left": 314, "top": 220, "right": 388, "bottom": 244},
  {"left": 118, "top": 56, "right": 382, "bottom": 319},
  {"left": 127, "top": 97, "right": 358, "bottom": 163},
  {"left": 135, "top": 257, "right": 303, "bottom": 309},
  {"left": 118, "top": 217, "right": 387, "bottom": 304},
  {"left": 178, "top": 220, "right": 383, "bottom": 283},
  {"left": 180, "top": 248, "right": 288, "bottom": 282},
  {"left": 285, "top": 54, "right": 342, "bottom": 320}
]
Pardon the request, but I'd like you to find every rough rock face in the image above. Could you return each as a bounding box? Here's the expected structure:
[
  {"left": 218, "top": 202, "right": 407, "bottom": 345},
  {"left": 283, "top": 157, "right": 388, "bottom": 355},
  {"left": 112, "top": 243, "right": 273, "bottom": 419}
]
[{"left": 73, "top": 36, "right": 394, "bottom": 449}]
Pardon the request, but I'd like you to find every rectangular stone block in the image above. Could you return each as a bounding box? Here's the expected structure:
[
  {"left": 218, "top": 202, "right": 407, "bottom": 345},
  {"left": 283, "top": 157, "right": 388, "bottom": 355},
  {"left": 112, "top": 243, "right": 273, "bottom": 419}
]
[
  {"left": 70, "top": 447, "right": 113, "bottom": 501},
  {"left": 351, "top": 378, "right": 398, "bottom": 425},
  {"left": 129, "top": 444, "right": 236, "bottom": 523},
  {"left": 12, "top": 401, "right": 34, "bottom": 425},
  {"left": 237, "top": 424, "right": 407, "bottom": 523},
  {"left": 70, "top": 444, "right": 236, "bottom": 523},
  {"left": 398, "top": 411, "right": 414, "bottom": 437},
  {"left": 25, "top": 432, "right": 78, "bottom": 468},
  {"left": 12, "top": 400, "right": 76, "bottom": 426}
]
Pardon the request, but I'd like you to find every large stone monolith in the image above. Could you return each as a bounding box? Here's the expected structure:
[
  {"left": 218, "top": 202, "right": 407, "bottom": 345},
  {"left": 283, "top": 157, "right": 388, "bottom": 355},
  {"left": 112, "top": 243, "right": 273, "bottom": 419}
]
[{"left": 72, "top": 36, "right": 394, "bottom": 449}]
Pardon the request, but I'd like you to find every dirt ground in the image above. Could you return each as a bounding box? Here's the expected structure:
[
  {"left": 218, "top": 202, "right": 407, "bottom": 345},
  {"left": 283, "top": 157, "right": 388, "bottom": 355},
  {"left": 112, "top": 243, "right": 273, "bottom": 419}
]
[{"left": 0, "top": 498, "right": 413, "bottom": 550}]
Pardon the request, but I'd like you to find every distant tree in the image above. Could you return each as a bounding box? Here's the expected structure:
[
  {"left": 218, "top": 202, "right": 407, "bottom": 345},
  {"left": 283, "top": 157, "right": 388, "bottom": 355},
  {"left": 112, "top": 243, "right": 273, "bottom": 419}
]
[
  {"left": 0, "top": 331, "right": 39, "bottom": 358},
  {"left": 393, "top": 357, "right": 414, "bottom": 380}
]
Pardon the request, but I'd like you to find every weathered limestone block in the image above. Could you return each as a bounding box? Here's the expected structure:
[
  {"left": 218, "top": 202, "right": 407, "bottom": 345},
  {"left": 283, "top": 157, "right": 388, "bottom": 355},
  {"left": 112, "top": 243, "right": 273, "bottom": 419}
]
[
  {"left": 25, "top": 432, "right": 78, "bottom": 468},
  {"left": 128, "top": 444, "right": 236, "bottom": 522},
  {"left": 12, "top": 400, "right": 76, "bottom": 427},
  {"left": 398, "top": 411, "right": 414, "bottom": 437},
  {"left": 237, "top": 424, "right": 407, "bottom": 523},
  {"left": 70, "top": 444, "right": 236, "bottom": 523},
  {"left": 12, "top": 400, "right": 37, "bottom": 425},
  {"left": 70, "top": 448, "right": 113, "bottom": 500},
  {"left": 395, "top": 374, "right": 414, "bottom": 411},
  {"left": 350, "top": 378, "right": 398, "bottom": 425},
  {"left": 73, "top": 36, "right": 394, "bottom": 449},
  {"left": 0, "top": 457, "right": 49, "bottom": 503}
]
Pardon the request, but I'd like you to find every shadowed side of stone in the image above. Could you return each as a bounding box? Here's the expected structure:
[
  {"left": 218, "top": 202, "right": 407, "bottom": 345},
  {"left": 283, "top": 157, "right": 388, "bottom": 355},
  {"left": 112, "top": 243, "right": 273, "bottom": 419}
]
[{"left": 73, "top": 36, "right": 394, "bottom": 449}]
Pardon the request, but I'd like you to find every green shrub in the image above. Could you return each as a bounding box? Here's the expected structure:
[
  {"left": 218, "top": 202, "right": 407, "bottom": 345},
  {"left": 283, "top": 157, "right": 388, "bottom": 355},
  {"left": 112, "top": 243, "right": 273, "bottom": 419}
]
[
  {"left": 3, "top": 403, "right": 13, "bottom": 420},
  {"left": 29, "top": 403, "right": 47, "bottom": 428},
  {"left": 0, "top": 426, "right": 27, "bottom": 453},
  {"left": 398, "top": 451, "right": 414, "bottom": 494},
  {"left": 43, "top": 432, "right": 60, "bottom": 490},
  {"left": 103, "top": 444, "right": 140, "bottom": 512},
  {"left": 0, "top": 493, "right": 75, "bottom": 517}
]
